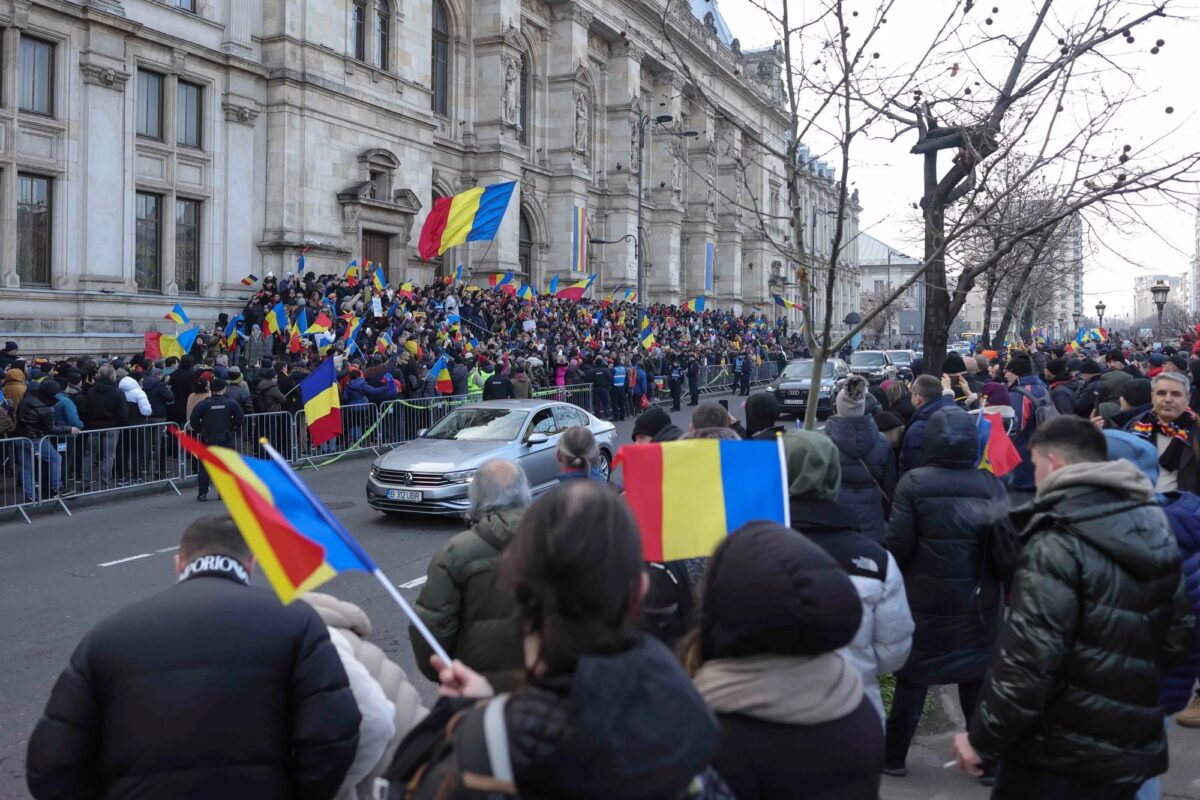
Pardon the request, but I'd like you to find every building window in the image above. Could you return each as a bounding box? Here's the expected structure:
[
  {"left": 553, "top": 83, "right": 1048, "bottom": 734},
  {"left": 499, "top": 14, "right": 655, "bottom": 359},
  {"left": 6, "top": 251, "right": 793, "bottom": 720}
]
[
  {"left": 518, "top": 211, "right": 533, "bottom": 277},
  {"left": 352, "top": 1, "right": 367, "bottom": 61},
  {"left": 19, "top": 37, "right": 54, "bottom": 116},
  {"left": 135, "top": 192, "right": 162, "bottom": 292},
  {"left": 136, "top": 70, "right": 164, "bottom": 140},
  {"left": 176, "top": 199, "right": 200, "bottom": 294},
  {"left": 17, "top": 175, "right": 51, "bottom": 285},
  {"left": 174, "top": 0, "right": 196, "bottom": 11},
  {"left": 519, "top": 56, "right": 530, "bottom": 145},
  {"left": 377, "top": 0, "right": 391, "bottom": 71},
  {"left": 176, "top": 80, "right": 202, "bottom": 148},
  {"left": 431, "top": 0, "right": 450, "bottom": 115}
]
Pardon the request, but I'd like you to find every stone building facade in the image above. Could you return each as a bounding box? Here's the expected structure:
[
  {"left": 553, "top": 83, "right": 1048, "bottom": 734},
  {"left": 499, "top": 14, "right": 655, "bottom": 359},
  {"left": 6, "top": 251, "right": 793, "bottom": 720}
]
[{"left": 0, "top": 0, "right": 857, "bottom": 353}]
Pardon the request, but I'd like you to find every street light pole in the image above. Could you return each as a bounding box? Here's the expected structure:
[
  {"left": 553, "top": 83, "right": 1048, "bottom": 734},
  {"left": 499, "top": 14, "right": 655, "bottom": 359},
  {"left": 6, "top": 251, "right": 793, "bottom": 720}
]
[
  {"left": 635, "top": 115, "right": 646, "bottom": 309},
  {"left": 1096, "top": 300, "right": 1106, "bottom": 332},
  {"left": 1151, "top": 280, "right": 1171, "bottom": 341}
]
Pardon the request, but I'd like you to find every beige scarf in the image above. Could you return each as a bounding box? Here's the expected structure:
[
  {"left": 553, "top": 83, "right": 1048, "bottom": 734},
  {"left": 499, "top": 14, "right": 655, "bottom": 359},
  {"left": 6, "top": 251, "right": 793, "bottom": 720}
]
[{"left": 693, "top": 652, "right": 863, "bottom": 725}]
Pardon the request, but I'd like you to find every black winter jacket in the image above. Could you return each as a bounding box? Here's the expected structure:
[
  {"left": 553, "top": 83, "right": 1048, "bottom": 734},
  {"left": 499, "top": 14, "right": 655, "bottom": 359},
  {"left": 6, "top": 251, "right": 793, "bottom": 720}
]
[
  {"left": 899, "top": 395, "right": 954, "bottom": 472},
  {"left": 824, "top": 414, "right": 896, "bottom": 542},
  {"left": 83, "top": 379, "right": 129, "bottom": 430},
  {"left": 968, "top": 461, "right": 1194, "bottom": 785},
  {"left": 167, "top": 367, "right": 199, "bottom": 425},
  {"left": 26, "top": 567, "right": 360, "bottom": 800},
  {"left": 18, "top": 393, "right": 72, "bottom": 438},
  {"left": 141, "top": 375, "right": 174, "bottom": 419},
  {"left": 886, "top": 407, "right": 1009, "bottom": 685}
]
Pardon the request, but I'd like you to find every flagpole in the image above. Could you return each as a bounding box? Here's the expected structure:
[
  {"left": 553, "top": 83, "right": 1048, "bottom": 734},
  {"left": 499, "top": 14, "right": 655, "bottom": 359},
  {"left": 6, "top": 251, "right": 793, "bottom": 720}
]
[
  {"left": 776, "top": 432, "right": 791, "bottom": 528},
  {"left": 257, "top": 439, "right": 452, "bottom": 666}
]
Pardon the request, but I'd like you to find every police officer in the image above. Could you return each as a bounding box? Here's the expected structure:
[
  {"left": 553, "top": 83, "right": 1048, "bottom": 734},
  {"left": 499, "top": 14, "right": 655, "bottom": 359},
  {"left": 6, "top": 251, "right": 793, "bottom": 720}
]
[
  {"left": 687, "top": 353, "right": 701, "bottom": 406},
  {"left": 668, "top": 354, "right": 684, "bottom": 411},
  {"left": 189, "top": 378, "right": 245, "bottom": 502},
  {"left": 739, "top": 349, "right": 753, "bottom": 395}
]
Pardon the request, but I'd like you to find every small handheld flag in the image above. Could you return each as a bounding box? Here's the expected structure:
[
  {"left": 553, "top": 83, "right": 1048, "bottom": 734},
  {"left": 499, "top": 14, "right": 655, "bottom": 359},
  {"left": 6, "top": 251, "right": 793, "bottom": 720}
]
[
  {"left": 977, "top": 411, "right": 1021, "bottom": 477},
  {"left": 615, "top": 439, "right": 791, "bottom": 561},
  {"left": 639, "top": 312, "right": 657, "bottom": 350},
  {"left": 682, "top": 295, "right": 706, "bottom": 313},
  {"left": 264, "top": 303, "right": 288, "bottom": 336},
  {"left": 164, "top": 304, "right": 190, "bottom": 325},
  {"left": 516, "top": 284, "right": 535, "bottom": 301},
  {"left": 305, "top": 312, "right": 332, "bottom": 334},
  {"left": 344, "top": 261, "right": 359, "bottom": 287},
  {"left": 300, "top": 359, "right": 342, "bottom": 447},
  {"left": 376, "top": 331, "right": 393, "bottom": 355},
  {"left": 547, "top": 275, "right": 560, "bottom": 296},
  {"left": 488, "top": 271, "right": 514, "bottom": 290},
  {"left": 223, "top": 314, "right": 243, "bottom": 350},
  {"left": 371, "top": 265, "right": 387, "bottom": 293},
  {"left": 418, "top": 181, "right": 518, "bottom": 260},
  {"left": 453, "top": 264, "right": 464, "bottom": 283},
  {"left": 556, "top": 274, "right": 596, "bottom": 301},
  {"left": 241, "top": 274, "right": 259, "bottom": 287},
  {"left": 297, "top": 246, "right": 311, "bottom": 272}
]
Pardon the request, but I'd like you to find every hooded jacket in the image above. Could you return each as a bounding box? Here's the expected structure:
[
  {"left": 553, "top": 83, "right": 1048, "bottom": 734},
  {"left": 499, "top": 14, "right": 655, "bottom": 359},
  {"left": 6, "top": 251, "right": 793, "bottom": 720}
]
[
  {"left": 899, "top": 395, "right": 955, "bottom": 472},
  {"left": 410, "top": 510, "right": 526, "bottom": 691},
  {"left": 824, "top": 414, "right": 897, "bottom": 542},
  {"left": 224, "top": 375, "right": 254, "bottom": 414},
  {"left": 343, "top": 376, "right": 390, "bottom": 406},
  {"left": 18, "top": 391, "right": 73, "bottom": 439},
  {"left": 886, "top": 407, "right": 1010, "bottom": 685},
  {"left": 141, "top": 373, "right": 175, "bottom": 419},
  {"left": 118, "top": 376, "right": 152, "bottom": 419},
  {"left": 511, "top": 374, "right": 533, "bottom": 399},
  {"left": 783, "top": 430, "right": 914, "bottom": 723},
  {"left": 83, "top": 378, "right": 129, "bottom": 430},
  {"left": 254, "top": 377, "right": 287, "bottom": 413},
  {"left": 3, "top": 367, "right": 27, "bottom": 410},
  {"left": 968, "top": 460, "right": 1194, "bottom": 784}
]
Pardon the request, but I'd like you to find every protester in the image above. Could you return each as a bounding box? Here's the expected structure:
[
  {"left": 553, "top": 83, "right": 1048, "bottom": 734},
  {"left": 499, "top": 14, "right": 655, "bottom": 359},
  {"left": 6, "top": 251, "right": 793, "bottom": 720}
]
[
  {"left": 410, "top": 459, "right": 530, "bottom": 690},
  {"left": 3, "top": 360, "right": 27, "bottom": 409},
  {"left": 692, "top": 401, "right": 746, "bottom": 438},
  {"left": 783, "top": 429, "right": 913, "bottom": 723},
  {"left": 27, "top": 514, "right": 361, "bottom": 799},
  {"left": 955, "top": 416, "right": 1193, "bottom": 798},
  {"left": 824, "top": 375, "right": 896, "bottom": 542},
  {"left": 631, "top": 406, "right": 682, "bottom": 444},
  {"left": 1003, "top": 352, "right": 1054, "bottom": 504},
  {"left": 1129, "top": 372, "right": 1200, "bottom": 493},
  {"left": 682, "top": 520, "right": 884, "bottom": 798},
  {"left": 884, "top": 406, "right": 1011, "bottom": 780},
  {"left": 16, "top": 380, "right": 78, "bottom": 502},
  {"left": 555, "top": 425, "right": 609, "bottom": 483},
  {"left": 390, "top": 482, "right": 719, "bottom": 800},
  {"left": 900, "top": 374, "right": 954, "bottom": 472},
  {"left": 223, "top": 366, "right": 253, "bottom": 413}
]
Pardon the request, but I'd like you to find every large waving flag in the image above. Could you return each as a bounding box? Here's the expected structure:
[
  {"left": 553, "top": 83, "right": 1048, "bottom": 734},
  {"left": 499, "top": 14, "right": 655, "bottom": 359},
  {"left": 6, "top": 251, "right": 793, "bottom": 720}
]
[
  {"left": 772, "top": 294, "right": 801, "bottom": 310},
  {"left": 300, "top": 359, "right": 342, "bottom": 447},
  {"left": 516, "top": 284, "right": 536, "bottom": 301},
  {"left": 371, "top": 265, "right": 388, "bottom": 293},
  {"left": 418, "top": 181, "right": 517, "bottom": 260},
  {"left": 305, "top": 311, "right": 332, "bottom": 334},
  {"left": 488, "top": 271, "right": 514, "bottom": 291},
  {"left": 547, "top": 275, "right": 560, "bottom": 296},
  {"left": 556, "top": 274, "right": 596, "bottom": 301},
  {"left": 977, "top": 411, "right": 1021, "bottom": 477},
  {"left": 682, "top": 295, "right": 706, "bottom": 312},
  {"left": 615, "top": 440, "right": 790, "bottom": 561},
  {"left": 173, "top": 431, "right": 373, "bottom": 604},
  {"left": 164, "top": 304, "right": 190, "bottom": 325},
  {"left": 264, "top": 303, "right": 288, "bottom": 336},
  {"left": 223, "top": 315, "right": 243, "bottom": 351},
  {"left": 430, "top": 353, "right": 453, "bottom": 394},
  {"left": 344, "top": 261, "right": 359, "bottom": 287},
  {"left": 639, "top": 312, "right": 656, "bottom": 350}
]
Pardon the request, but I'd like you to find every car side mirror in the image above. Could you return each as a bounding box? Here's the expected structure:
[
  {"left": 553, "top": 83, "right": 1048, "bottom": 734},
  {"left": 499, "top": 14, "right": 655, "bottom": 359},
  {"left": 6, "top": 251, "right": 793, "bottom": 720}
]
[{"left": 526, "top": 432, "right": 549, "bottom": 446}]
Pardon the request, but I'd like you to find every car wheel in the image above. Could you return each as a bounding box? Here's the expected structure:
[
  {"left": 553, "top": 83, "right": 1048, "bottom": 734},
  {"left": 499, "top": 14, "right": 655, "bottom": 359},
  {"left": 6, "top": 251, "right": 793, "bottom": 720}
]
[{"left": 598, "top": 449, "right": 612, "bottom": 478}]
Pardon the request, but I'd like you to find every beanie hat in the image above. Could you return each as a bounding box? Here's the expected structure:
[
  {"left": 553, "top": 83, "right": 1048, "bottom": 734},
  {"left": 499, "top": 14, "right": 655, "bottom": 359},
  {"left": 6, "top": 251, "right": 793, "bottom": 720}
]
[
  {"left": 37, "top": 379, "right": 61, "bottom": 402},
  {"left": 1149, "top": 353, "right": 1165, "bottom": 367},
  {"left": 4, "top": 341, "right": 17, "bottom": 352},
  {"left": 1045, "top": 357, "right": 1069, "bottom": 379},
  {"left": 980, "top": 381, "right": 1012, "bottom": 408},
  {"left": 631, "top": 407, "right": 672, "bottom": 441},
  {"left": 781, "top": 429, "right": 842, "bottom": 501},
  {"left": 210, "top": 378, "right": 227, "bottom": 392},
  {"left": 744, "top": 392, "right": 779, "bottom": 437},
  {"left": 941, "top": 352, "right": 967, "bottom": 375},
  {"left": 259, "top": 368, "right": 276, "bottom": 380},
  {"left": 873, "top": 411, "right": 904, "bottom": 433},
  {"left": 1104, "top": 430, "right": 1160, "bottom": 486},
  {"left": 1066, "top": 358, "right": 1082, "bottom": 373},
  {"left": 700, "top": 521, "right": 863, "bottom": 660},
  {"left": 1079, "top": 358, "right": 1102, "bottom": 375},
  {"left": 1170, "top": 353, "right": 1189, "bottom": 372},
  {"left": 1006, "top": 353, "right": 1033, "bottom": 377},
  {"left": 835, "top": 375, "right": 868, "bottom": 417},
  {"left": 1121, "top": 378, "right": 1152, "bottom": 408}
]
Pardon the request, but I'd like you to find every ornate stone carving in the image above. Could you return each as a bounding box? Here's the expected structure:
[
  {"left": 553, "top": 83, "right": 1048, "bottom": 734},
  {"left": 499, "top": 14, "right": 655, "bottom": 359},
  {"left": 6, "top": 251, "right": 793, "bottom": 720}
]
[
  {"left": 611, "top": 40, "right": 645, "bottom": 62},
  {"left": 573, "top": 89, "right": 589, "bottom": 154},
  {"left": 222, "top": 100, "right": 261, "bottom": 126},
  {"left": 521, "top": 0, "right": 551, "bottom": 18},
  {"left": 502, "top": 54, "right": 522, "bottom": 126},
  {"left": 550, "top": 1, "right": 592, "bottom": 27},
  {"left": 80, "top": 63, "right": 131, "bottom": 90},
  {"left": 670, "top": 139, "right": 684, "bottom": 194},
  {"left": 706, "top": 147, "right": 718, "bottom": 215},
  {"left": 629, "top": 112, "right": 640, "bottom": 172}
]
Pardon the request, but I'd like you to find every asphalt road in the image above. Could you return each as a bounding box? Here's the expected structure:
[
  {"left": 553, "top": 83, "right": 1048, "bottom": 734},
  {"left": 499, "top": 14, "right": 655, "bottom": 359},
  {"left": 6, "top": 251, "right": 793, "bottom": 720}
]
[{"left": 2, "top": 394, "right": 1198, "bottom": 799}]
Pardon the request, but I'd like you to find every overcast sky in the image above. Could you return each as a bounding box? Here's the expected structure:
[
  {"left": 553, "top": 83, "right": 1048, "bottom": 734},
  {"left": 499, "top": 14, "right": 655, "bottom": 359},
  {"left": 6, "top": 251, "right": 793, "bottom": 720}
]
[{"left": 709, "top": 0, "right": 1200, "bottom": 318}]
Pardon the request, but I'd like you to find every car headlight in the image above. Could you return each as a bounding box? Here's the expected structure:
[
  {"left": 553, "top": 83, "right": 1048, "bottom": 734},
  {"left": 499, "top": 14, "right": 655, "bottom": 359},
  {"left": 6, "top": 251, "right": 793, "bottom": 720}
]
[
  {"left": 444, "top": 469, "right": 477, "bottom": 484},
  {"left": 369, "top": 464, "right": 380, "bottom": 479},
  {"left": 818, "top": 386, "right": 832, "bottom": 395},
  {"left": 765, "top": 385, "right": 776, "bottom": 392}
]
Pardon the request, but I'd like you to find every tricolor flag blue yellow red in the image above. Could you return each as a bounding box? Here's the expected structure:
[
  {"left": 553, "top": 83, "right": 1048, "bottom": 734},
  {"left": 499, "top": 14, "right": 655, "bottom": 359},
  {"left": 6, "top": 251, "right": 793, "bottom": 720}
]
[
  {"left": 417, "top": 181, "right": 517, "bottom": 260},
  {"left": 976, "top": 410, "right": 1021, "bottom": 477},
  {"left": 264, "top": 303, "right": 288, "bottom": 336},
  {"left": 639, "top": 312, "right": 656, "bottom": 350},
  {"left": 300, "top": 359, "right": 342, "bottom": 447},
  {"left": 164, "top": 304, "right": 190, "bottom": 325}
]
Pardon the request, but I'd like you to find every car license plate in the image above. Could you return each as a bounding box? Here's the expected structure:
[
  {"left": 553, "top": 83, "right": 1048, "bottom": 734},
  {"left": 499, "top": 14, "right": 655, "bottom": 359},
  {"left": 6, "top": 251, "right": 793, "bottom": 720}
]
[{"left": 387, "top": 489, "right": 422, "bottom": 502}]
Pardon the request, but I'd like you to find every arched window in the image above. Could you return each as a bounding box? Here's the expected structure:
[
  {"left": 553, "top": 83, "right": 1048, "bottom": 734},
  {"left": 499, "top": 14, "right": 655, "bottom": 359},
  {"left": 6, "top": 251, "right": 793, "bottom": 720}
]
[
  {"left": 519, "top": 211, "right": 534, "bottom": 277},
  {"left": 377, "top": 0, "right": 391, "bottom": 70},
  {"left": 518, "top": 56, "right": 530, "bottom": 145},
  {"left": 431, "top": 1, "right": 450, "bottom": 115},
  {"left": 351, "top": 0, "right": 367, "bottom": 61}
]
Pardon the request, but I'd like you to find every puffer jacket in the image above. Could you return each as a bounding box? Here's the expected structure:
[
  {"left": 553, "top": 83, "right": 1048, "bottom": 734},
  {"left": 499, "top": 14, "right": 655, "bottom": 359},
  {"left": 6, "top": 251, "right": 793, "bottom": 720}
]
[
  {"left": 254, "top": 378, "right": 286, "bottom": 413},
  {"left": 224, "top": 377, "right": 254, "bottom": 414},
  {"left": 18, "top": 393, "right": 73, "bottom": 439},
  {"left": 1158, "top": 492, "right": 1200, "bottom": 715},
  {"left": 410, "top": 510, "right": 525, "bottom": 691},
  {"left": 343, "top": 376, "right": 390, "bottom": 406},
  {"left": 791, "top": 497, "right": 913, "bottom": 722},
  {"left": 141, "top": 374, "right": 174, "bottom": 418},
  {"left": 118, "top": 376, "right": 152, "bottom": 419},
  {"left": 824, "top": 414, "right": 897, "bottom": 542},
  {"left": 899, "top": 395, "right": 954, "bottom": 472},
  {"left": 969, "top": 460, "right": 1194, "bottom": 785},
  {"left": 886, "top": 407, "right": 1010, "bottom": 685},
  {"left": 304, "top": 593, "right": 428, "bottom": 800},
  {"left": 3, "top": 367, "right": 27, "bottom": 410}
]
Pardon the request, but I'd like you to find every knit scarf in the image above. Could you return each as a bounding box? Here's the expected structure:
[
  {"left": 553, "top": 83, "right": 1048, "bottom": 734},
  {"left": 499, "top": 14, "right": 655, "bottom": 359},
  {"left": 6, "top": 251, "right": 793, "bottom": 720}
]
[
  {"left": 1130, "top": 408, "right": 1197, "bottom": 473},
  {"left": 693, "top": 652, "right": 863, "bottom": 725}
]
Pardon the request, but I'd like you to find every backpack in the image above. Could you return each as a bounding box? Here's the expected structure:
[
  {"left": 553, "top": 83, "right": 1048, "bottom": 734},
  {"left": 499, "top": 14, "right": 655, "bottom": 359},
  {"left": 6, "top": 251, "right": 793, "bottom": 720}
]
[
  {"left": 0, "top": 397, "right": 15, "bottom": 436},
  {"left": 1011, "top": 385, "right": 1058, "bottom": 437}
]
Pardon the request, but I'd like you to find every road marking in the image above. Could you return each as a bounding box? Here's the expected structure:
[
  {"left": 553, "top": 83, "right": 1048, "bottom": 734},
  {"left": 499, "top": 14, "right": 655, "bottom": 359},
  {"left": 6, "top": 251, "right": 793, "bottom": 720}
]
[
  {"left": 98, "top": 553, "right": 155, "bottom": 567},
  {"left": 398, "top": 576, "right": 427, "bottom": 590},
  {"left": 156, "top": 546, "right": 180, "bottom": 553}
]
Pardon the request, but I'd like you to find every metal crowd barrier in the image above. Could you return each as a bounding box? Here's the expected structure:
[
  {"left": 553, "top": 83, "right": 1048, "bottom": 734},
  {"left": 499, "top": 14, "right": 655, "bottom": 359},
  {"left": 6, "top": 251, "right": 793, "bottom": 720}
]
[
  {"left": 0, "top": 436, "right": 40, "bottom": 524},
  {"left": 294, "top": 402, "right": 384, "bottom": 468},
  {"left": 376, "top": 394, "right": 472, "bottom": 448},
  {"left": 532, "top": 383, "right": 594, "bottom": 413},
  {"left": 238, "top": 411, "right": 298, "bottom": 462}
]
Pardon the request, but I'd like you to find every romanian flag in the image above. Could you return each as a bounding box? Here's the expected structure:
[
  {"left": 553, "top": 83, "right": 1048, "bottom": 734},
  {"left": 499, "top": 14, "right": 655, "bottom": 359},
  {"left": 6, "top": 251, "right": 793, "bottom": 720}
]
[
  {"left": 418, "top": 181, "right": 517, "bottom": 260},
  {"left": 172, "top": 430, "right": 374, "bottom": 604},
  {"left": 516, "top": 284, "right": 536, "bottom": 301},
  {"left": 463, "top": 336, "right": 477, "bottom": 354},
  {"left": 773, "top": 294, "right": 801, "bottom": 310},
  {"left": 556, "top": 274, "right": 596, "bottom": 301},
  {"left": 297, "top": 246, "right": 311, "bottom": 272},
  {"left": 164, "top": 304, "right": 190, "bottom": 325},
  {"left": 371, "top": 265, "right": 387, "bottom": 292},
  {"left": 376, "top": 331, "right": 393, "bottom": 355},
  {"left": 615, "top": 440, "right": 790, "bottom": 561},
  {"left": 300, "top": 359, "right": 342, "bottom": 447},
  {"left": 344, "top": 261, "right": 359, "bottom": 287},
  {"left": 572, "top": 205, "right": 588, "bottom": 274},
  {"left": 241, "top": 274, "right": 259, "bottom": 286},
  {"left": 976, "top": 411, "right": 1021, "bottom": 477},
  {"left": 639, "top": 312, "right": 656, "bottom": 350},
  {"left": 488, "top": 271, "right": 514, "bottom": 290},
  {"left": 453, "top": 264, "right": 464, "bottom": 283},
  {"left": 264, "top": 303, "right": 288, "bottom": 336},
  {"left": 397, "top": 282, "right": 415, "bottom": 300},
  {"left": 288, "top": 309, "right": 308, "bottom": 354},
  {"left": 547, "top": 275, "right": 560, "bottom": 296},
  {"left": 306, "top": 312, "right": 332, "bottom": 334},
  {"left": 682, "top": 295, "right": 706, "bottom": 312},
  {"left": 148, "top": 327, "right": 200, "bottom": 360},
  {"left": 343, "top": 315, "right": 363, "bottom": 347},
  {"left": 431, "top": 354, "right": 453, "bottom": 394},
  {"left": 223, "top": 315, "right": 243, "bottom": 350}
]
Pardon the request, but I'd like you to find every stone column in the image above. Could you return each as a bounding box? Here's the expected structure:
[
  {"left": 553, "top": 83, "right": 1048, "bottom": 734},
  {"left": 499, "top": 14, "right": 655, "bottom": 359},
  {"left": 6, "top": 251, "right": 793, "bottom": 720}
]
[
  {"left": 0, "top": 25, "right": 20, "bottom": 287},
  {"left": 645, "top": 72, "right": 684, "bottom": 299},
  {"left": 217, "top": 93, "right": 261, "bottom": 295},
  {"left": 223, "top": 0, "right": 254, "bottom": 56},
  {"left": 716, "top": 118, "right": 746, "bottom": 304},
  {"left": 597, "top": 40, "right": 641, "bottom": 292}
]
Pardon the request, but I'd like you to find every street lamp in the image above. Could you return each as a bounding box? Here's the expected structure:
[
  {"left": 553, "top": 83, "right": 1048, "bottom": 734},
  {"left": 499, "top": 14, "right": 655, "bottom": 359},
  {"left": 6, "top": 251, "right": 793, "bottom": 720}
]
[
  {"left": 1095, "top": 300, "right": 1106, "bottom": 330},
  {"left": 1151, "top": 280, "right": 1171, "bottom": 339},
  {"left": 591, "top": 114, "right": 698, "bottom": 308},
  {"left": 1057, "top": 317, "right": 1065, "bottom": 343},
  {"left": 1072, "top": 310, "right": 1081, "bottom": 333}
]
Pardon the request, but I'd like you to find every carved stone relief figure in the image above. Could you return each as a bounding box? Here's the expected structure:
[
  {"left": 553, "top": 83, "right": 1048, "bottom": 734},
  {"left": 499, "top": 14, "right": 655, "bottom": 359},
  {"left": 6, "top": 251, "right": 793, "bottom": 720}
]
[
  {"left": 503, "top": 55, "right": 521, "bottom": 126},
  {"left": 573, "top": 89, "right": 589, "bottom": 153}
]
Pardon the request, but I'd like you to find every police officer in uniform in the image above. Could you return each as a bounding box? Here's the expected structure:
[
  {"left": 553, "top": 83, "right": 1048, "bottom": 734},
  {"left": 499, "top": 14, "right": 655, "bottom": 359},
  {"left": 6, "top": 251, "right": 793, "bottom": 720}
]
[
  {"left": 188, "top": 378, "right": 245, "bottom": 501},
  {"left": 687, "top": 353, "right": 701, "bottom": 406},
  {"left": 668, "top": 354, "right": 684, "bottom": 411}
]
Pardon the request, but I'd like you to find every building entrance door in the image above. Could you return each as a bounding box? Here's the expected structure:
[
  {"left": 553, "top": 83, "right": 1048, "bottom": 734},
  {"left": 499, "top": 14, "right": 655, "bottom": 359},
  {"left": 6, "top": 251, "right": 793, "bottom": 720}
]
[{"left": 363, "top": 231, "right": 391, "bottom": 281}]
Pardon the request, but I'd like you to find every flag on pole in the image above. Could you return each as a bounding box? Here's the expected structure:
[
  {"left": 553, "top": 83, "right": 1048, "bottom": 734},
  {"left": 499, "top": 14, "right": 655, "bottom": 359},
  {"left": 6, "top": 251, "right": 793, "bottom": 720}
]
[
  {"left": 453, "top": 264, "right": 464, "bottom": 283},
  {"left": 976, "top": 411, "right": 1021, "bottom": 477},
  {"left": 547, "top": 275, "right": 560, "bottom": 296},
  {"left": 240, "top": 274, "right": 259, "bottom": 286},
  {"left": 488, "top": 272, "right": 514, "bottom": 290},
  {"left": 164, "top": 304, "right": 190, "bottom": 325},
  {"left": 556, "top": 274, "right": 596, "bottom": 301},
  {"left": 516, "top": 284, "right": 535, "bottom": 301},
  {"left": 375, "top": 331, "right": 393, "bottom": 355},
  {"left": 264, "top": 303, "right": 288, "bottom": 336},
  {"left": 223, "top": 315, "right": 243, "bottom": 350},
  {"left": 297, "top": 246, "right": 311, "bottom": 272},
  {"left": 572, "top": 205, "right": 588, "bottom": 274},
  {"left": 344, "top": 261, "right": 359, "bottom": 287},
  {"left": 305, "top": 312, "right": 332, "bottom": 334},
  {"left": 299, "top": 359, "right": 342, "bottom": 447},
  {"left": 371, "top": 265, "right": 388, "bottom": 293},
  {"left": 417, "top": 181, "right": 517, "bottom": 260},
  {"left": 430, "top": 354, "right": 453, "bottom": 394},
  {"left": 397, "top": 282, "right": 415, "bottom": 300},
  {"left": 614, "top": 440, "right": 790, "bottom": 561},
  {"left": 682, "top": 295, "right": 706, "bottom": 312},
  {"left": 639, "top": 312, "right": 656, "bottom": 350},
  {"left": 772, "top": 294, "right": 801, "bottom": 310}
]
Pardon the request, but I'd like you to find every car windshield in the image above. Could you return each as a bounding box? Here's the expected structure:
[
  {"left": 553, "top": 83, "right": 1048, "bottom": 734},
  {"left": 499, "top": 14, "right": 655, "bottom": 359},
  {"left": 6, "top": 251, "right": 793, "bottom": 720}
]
[
  {"left": 781, "top": 361, "right": 833, "bottom": 379},
  {"left": 888, "top": 351, "right": 912, "bottom": 364},
  {"left": 423, "top": 408, "right": 529, "bottom": 441},
  {"left": 852, "top": 352, "right": 887, "bottom": 367}
]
